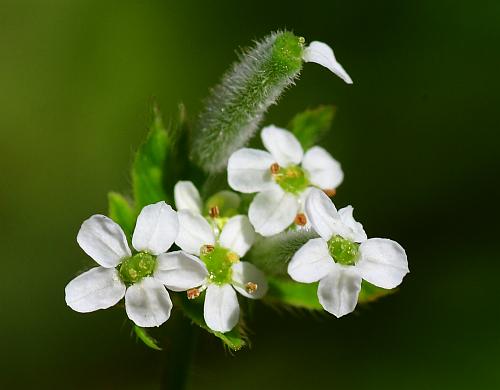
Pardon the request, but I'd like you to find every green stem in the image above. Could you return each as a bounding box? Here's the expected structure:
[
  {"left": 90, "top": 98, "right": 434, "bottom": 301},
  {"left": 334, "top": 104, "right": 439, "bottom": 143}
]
[{"left": 161, "top": 313, "right": 198, "bottom": 390}]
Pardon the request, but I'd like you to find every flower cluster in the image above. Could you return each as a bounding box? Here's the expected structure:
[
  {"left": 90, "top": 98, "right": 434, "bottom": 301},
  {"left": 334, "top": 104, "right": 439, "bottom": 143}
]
[{"left": 65, "top": 37, "right": 409, "bottom": 340}]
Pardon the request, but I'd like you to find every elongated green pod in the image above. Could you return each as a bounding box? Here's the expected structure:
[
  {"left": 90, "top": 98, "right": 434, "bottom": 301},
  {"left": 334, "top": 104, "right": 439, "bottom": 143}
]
[{"left": 191, "top": 31, "right": 304, "bottom": 173}]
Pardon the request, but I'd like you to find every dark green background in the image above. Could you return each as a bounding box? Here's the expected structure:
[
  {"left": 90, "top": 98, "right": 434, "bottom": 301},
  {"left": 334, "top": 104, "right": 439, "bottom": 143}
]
[{"left": 1, "top": 0, "right": 498, "bottom": 388}]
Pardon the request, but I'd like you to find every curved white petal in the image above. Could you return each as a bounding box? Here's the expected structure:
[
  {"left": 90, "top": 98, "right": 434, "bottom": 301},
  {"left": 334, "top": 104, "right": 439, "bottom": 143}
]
[
  {"left": 65, "top": 267, "right": 126, "bottom": 313},
  {"left": 219, "top": 215, "right": 255, "bottom": 256},
  {"left": 227, "top": 148, "right": 275, "bottom": 193},
  {"left": 356, "top": 238, "right": 409, "bottom": 289},
  {"left": 303, "top": 41, "right": 353, "bottom": 84},
  {"left": 77, "top": 215, "right": 131, "bottom": 268},
  {"left": 338, "top": 206, "right": 367, "bottom": 243},
  {"left": 288, "top": 238, "right": 333, "bottom": 283},
  {"left": 125, "top": 277, "right": 172, "bottom": 327},
  {"left": 204, "top": 284, "right": 240, "bottom": 333},
  {"left": 261, "top": 125, "right": 303, "bottom": 166},
  {"left": 302, "top": 146, "right": 344, "bottom": 189},
  {"left": 305, "top": 188, "right": 344, "bottom": 240},
  {"left": 175, "top": 210, "right": 215, "bottom": 255},
  {"left": 248, "top": 186, "right": 299, "bottom": 236},
  {"left": 154, "top": 251, "right": 208, "bottom": 291},
  {"left": 174, "top": 181, "right": 202, "bottom": 214},
  {"left": 231, "top": 262, "right": 268, "bottom": 299},
  {"left": 318, "top": 265, "right": 362, "bottom": 317},
  {"left": 132, "top": 202, "right": 178, "bottom": 255}
]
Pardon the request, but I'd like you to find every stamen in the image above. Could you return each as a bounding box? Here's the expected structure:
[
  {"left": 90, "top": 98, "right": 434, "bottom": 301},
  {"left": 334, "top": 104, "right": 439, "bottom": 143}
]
[
  {"left": 245, "top": 282, "right": 258, "bottom": 294},
  {"left": 209, "top": 205, "right": 220, "bottom": 218},
  {"left": 270, "top": 162, "right": 280, "bottom": 174},
  {"left": 323, "top": 188, "right": 336, "bottom": 197},
  {"left": 226, "top": 251, "right": 239, "bottom": 263},
  {"left": 294, "top": 213, "right": 307, "bottom": 226},
  {"left": 187, "top": 288, "right": 200, "bottom": 300},
  {"left": 201, "top": 244, "right": 215, "bottom": 255}
]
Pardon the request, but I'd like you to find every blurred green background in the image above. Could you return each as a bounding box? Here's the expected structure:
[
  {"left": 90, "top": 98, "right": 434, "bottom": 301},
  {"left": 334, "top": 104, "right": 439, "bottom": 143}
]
[{"left": 1, "top": 0, "right": 499, "bottom": 388}]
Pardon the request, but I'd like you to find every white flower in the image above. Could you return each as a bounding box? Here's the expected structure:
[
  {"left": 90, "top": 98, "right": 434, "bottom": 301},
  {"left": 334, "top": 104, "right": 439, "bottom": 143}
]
[
  {"left": 303, "top": 41, "right": 353, "bottom": 84},
  {"left": 288, "top": 189, "right": 409, "bottom": 317},
  {"left": 227, "top": 125, "right": 343, "bottom": 236},
  {"left": 162, "top": 210, "right": 267, "bottom": 333},
  {"left": 65, "top": 201, "right": 184, "bottom": 327}
]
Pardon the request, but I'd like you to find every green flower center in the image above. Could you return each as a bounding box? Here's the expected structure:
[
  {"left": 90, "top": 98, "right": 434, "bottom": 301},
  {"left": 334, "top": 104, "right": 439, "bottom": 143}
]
[
  {"left": 272, "top": 164, "right": 309, "bottom": 195},
  {"left": 327, "top": 235, "right": 359, "bottom": 266},
  {"left": 200, "top": 245, "right": 239, "bottom": 285},
  {"left": 119, "top": 252, "right": 156, "bottom": 284}
]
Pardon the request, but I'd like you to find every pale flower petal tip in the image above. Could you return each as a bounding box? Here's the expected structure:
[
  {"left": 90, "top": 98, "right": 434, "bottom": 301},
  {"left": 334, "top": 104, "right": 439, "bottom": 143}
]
[
  {"left": 132, "top": 201, "right": 179, "bottom": 255},
  {"left": 303, "top": 41, "right": 353, "bottom": 84},
  {"left": 261, "top": 125, "right": 304, "bottom": 166},
  {"left": 174, "top": 181, "right": 202, "bottom": 214}
]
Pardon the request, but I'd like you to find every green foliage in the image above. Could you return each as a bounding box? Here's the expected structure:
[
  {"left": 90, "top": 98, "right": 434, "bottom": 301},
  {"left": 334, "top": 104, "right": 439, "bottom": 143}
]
[
  {"left": 175, "top": 294, "right": 246, "bottom": 351},
  {"left": 247, "top": 229, "right": 317, "bottom": 276},
  {"left": 132, "top": 107, "right": 171, "bottom": 210},
  {"left": 191, "top": 31, "right": 304, "bottom": 173},
  {"left": 107, "top": 192, "right": 136, "bottom": 239},
  {"left": 288, "top": 105, "right": 336, "bottom": 150},
  {"left": 265, "top": 277, "right": 394, "bottom": 311},
  {"left": 133, "top": 325, "right": 162, "bottom": 351}
]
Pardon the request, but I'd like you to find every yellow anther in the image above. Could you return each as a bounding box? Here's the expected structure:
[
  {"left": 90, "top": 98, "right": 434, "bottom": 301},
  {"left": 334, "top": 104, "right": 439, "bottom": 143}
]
[
  {"left": 245, "top": 282, "right": 258, "bottom": 294},
  {"left": 323, "top": 188, "right": 336, "bottom": 197},
  {"left": 294, "top": 213, "right": 307, "bottom": 226},
  {"left": 270, "top": 163, "right": 280, "bottom": 174}
]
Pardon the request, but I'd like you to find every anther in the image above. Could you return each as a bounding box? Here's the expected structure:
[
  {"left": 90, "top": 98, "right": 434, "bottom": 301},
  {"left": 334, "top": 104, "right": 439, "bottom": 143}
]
[
  {"left": 270, "top": 163, "right": 280, "bottom": 174},
  {"left": 187, "top": 288, "right": 200, "bottom": 300},
  {"left": 324, "top": 188, "right": 336, "bottom": 197},
  {"left": 245, "top": 282, "right": 258, "bottom": 294},
  {"left": 209, "top": 206, "right": 220, "bottom": 218},
  {"left": 201, "top": 244, "right": 215, "bottom": 255},
  {"left": 294, "top": 213, "right": 307, "bottom": 226},
  {"left": 226, "top": 251, "right": 239, "bottom": 263}
]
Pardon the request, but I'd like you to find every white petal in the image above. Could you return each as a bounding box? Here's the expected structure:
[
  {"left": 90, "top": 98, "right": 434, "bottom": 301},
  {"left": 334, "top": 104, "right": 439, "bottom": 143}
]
[
  {"left": 65, "top": 267, "right": 125, "bottom": 313},
  {"left": 125, "top": 277, "right": 172, "bottom": 327},
  {"left": 154, "top": 251, "right": 208, "bottom": 291},
  {"left": 287, "top": 238, "right": 333, "bottom": 283},
  {"left": 305, "top": 188, "right": 343, "bottom": 240},
  {"left": 317, "top": 265, "right": 362, "bottom": 317},
  {"left": 231, "top": 262, "right": 268, "bottom": 299},
  {"left": 204, "top": 284, "right": 240, "bottom": 333},
  {"left": 303, "top": 41, "right": 353, "bottom": 84},
  {"left": 175, "top": 210, "right": 215, "bottom": 255},
  {"left": 174, "top": 181, "right": 202, "bottom": 214},
  {"left": 248, "top": 186, "right": 299, "bottom": 236},
  {"left": 338, "top": 206, "right": 367, "bottom": 243},
  {"left": 77, "top": 215, "right": 131, "bottom": 268},
  {"left": 227, "top": 148, "right": 275, "bottom": 193},
  {"left": 261, "top": 125, "right": 303, "bottom": 166},
  {"left": 132, "top": 201, "right": 178, "bottom": 255},
  {"left": 219, "top": 215, "right": 255, "bottom": 256},
  {"left": 302, "top": 146, "right": 344, "bottom": 189},
  {"left": 356, "top": 238, "right": 409, "bottom": 289}
]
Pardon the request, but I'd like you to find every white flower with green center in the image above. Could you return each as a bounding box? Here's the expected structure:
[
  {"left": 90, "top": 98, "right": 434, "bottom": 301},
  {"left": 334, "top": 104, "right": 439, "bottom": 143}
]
[
  {"left": 227, "top": 126, "right": 343, "bottom": 236},
  {"left": 174, "top": 180, "right": 240, "bottom": 234},
  {"left": 288, "top": 189, "right": 409, "bottom": 317},
  {"left": 165, "top": 210, "right": 267, "bottom": 332},
  {"left": 65, "top": 201, "right": 185, "bottom": 327}
]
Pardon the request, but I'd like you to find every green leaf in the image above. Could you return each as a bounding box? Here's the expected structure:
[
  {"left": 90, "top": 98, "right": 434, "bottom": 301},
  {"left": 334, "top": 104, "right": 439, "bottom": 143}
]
[
  {"left": 132, "top": 106, "right": 172, "bottom": 210},
  {"left": 265, "top": 277, "right": 322, "bottom": 310},
  {"left": 174, "top": 294, "right": 246, "bottom": 351},
  {"left": 192, "top": 31, "right": 305, "bottom": 173},
  {"left": 246, "top": 229, "right": 317, "bottom": 277},
  {"left": 107, "top": 192, "right": 136, "bottom": 239},
  {"left": 265, "top": 277, "right": 395, "bottom": 311},
  {"left": 288, "top": 105, "right": 336, "bottom": 150},
  {"left": 133, "top": 325, "right": 162, "bottom": 351}
]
